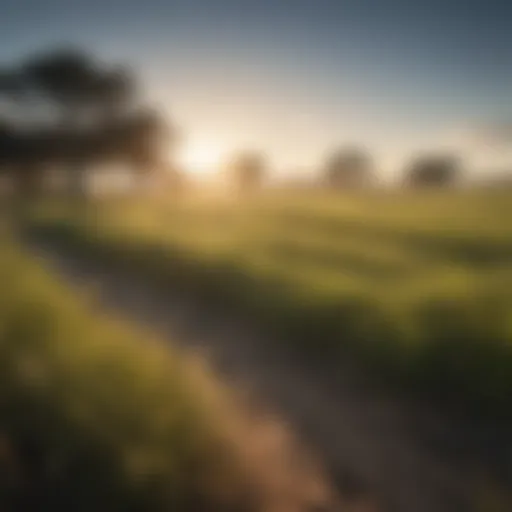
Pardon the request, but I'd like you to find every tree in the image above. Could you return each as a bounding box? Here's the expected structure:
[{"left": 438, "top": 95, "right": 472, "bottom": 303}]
[
  {"left": 323, "top": 146, "right": 372, "bottom": 189},
  {"left": 404, "top": 154, "right": 460, "bottom": 187},
  {"left": 0, "top": 122, "right": 33, "bottom": 195},
  {"left": 226, "top": 151, "right": 266, "bottom": 194},
  {"left": 0, "top": 47, "right": 171, "bottom": 196}
]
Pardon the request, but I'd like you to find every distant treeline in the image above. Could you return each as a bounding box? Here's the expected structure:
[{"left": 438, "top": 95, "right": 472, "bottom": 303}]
[{"left": 1, "top": 46, "right": 509, "bottom": 197}]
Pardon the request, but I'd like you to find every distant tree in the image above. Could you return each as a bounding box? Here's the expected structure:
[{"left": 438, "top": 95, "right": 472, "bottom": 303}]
[
  {"left": 404, "top": 154, "right": 460, "bottom": 187},
  {"left": 0, "top": 47, "right": 172, "bottom": 196},
  {"left": 323, "top": 146, "right": 372, "bottom": 189},
  {"left": 227, "top": 151, "right": 266, "bottom": 194}
]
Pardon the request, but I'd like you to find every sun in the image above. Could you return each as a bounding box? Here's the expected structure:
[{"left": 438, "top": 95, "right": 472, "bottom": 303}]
[{"left": 179, "top": 138, "right": 224, "bottom": 175}]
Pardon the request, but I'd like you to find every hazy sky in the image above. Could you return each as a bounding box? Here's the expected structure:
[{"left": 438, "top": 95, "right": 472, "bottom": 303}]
[{"left": 2, "top": 0, "right": 512, "bottom": 176}]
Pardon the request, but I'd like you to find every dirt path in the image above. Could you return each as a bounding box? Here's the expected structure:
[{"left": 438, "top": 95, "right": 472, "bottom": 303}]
[{"left": 27, "top": 238, "right": 511, "bottom": 512}]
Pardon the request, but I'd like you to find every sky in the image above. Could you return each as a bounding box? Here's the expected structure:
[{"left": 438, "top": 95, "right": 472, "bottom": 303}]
[{"left": 2, "top": 0, "right": 512, "bottom": 178}]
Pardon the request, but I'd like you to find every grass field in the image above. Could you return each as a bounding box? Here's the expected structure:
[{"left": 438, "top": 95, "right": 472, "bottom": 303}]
[
  {"left": 0, "top": 232, "right": 331, "bottom": 511},
  {"left": 28, "top": 189, "right": 512, "bottom": 418}
]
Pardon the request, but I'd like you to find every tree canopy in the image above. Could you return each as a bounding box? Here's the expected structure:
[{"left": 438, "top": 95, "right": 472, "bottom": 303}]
[
  {"left": 323, "top": 146, "right": 372, "bottom": 189},
  {"left": 404, "top": 154, "right": 460, "bottom": 187},
  {"left": 0, "top": 47, "right": 173, "bottom": 196},
  {"left": 226, "top": 150, "right": 267, "bottom": 194}
]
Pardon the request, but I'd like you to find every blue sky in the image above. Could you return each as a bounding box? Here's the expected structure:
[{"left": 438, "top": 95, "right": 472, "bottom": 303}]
[{"left": 2, "top": 0, "right": 512, "bottom": 175}]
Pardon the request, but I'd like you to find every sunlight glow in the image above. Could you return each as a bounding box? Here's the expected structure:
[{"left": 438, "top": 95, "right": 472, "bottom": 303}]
[{"left": 179, "top": 138, "right": 224, "bottom": 175}]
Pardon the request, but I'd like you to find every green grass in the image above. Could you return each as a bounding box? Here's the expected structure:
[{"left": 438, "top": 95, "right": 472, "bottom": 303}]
[
  {"left": 0, "top": 235, "right": 284, "bottom": 511},
  {"left": 27, "top": 189, "right": 512, "bottom": 418}
]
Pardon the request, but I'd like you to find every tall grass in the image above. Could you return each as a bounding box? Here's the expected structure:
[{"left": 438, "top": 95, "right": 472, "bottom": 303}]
[
  {"left": 27, "top": 190, "right": 512, "bottom": 419},
  {"left": 0, "top": 235, "right": 324, "bottom": 511}
]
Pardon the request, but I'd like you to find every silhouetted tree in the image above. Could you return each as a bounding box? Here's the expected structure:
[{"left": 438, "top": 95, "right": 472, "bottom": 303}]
[
  {"left": 227, "top": 151, "right": 266, "bottom": 194},
  {"left": 404, "top": 154, "right": 460, "bottom": 187},
  {"left": 0, "top": 47, "right": 171, "bottom": 196},
  {"left": 323, "top": 146, "right": 372, "bottom": 189},
  {"left": 0, "top": 121, "right": 49, "bottom": 196}
]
